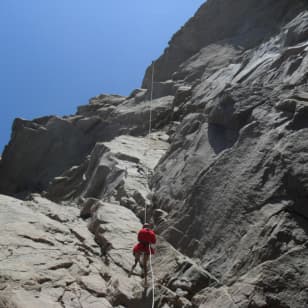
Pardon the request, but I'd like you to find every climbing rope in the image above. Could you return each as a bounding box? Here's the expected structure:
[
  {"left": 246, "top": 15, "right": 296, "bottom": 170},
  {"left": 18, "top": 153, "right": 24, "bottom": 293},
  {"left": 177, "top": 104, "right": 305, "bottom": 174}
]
[
  {"left": 144, "top": 61, "right": 155, "bottom": 225},
  {"left": 149, "top": 61, "right": 154, "bottom": 137},
  {"left": 144, "top": 61, "right": 156, "bottom": 308},
  {"left": 149, "top": 248, "right": 155, "bottom": 308}
]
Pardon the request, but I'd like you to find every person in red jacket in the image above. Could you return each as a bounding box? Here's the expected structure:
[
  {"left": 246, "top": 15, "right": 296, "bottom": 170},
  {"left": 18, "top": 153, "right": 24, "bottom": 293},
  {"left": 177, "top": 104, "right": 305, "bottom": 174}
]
[{"left": 129, "top": 223, "right": 156, "bottom": 285}]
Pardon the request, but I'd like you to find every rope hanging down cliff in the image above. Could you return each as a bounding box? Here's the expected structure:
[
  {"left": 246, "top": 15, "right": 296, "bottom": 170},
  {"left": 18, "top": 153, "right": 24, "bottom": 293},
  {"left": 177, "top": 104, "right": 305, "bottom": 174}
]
[
  {"left": 129, "top": 62, "right": 156, "bottom": 306},
  {"left": 144, "top": 60, "right": 155, "bottom": 225},
  {"left": 146, "top": 61, "right": 155, "bottom": 308}
]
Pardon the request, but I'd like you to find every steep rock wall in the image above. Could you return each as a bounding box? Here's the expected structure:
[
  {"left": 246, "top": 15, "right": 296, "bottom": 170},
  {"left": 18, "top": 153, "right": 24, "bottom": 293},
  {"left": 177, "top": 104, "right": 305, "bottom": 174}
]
[
  {"left": 142, "top": 0, "right": 307, "bottom": 87},
  {"left": 1, "top": 1, "right": 308, "bottom": 307}
]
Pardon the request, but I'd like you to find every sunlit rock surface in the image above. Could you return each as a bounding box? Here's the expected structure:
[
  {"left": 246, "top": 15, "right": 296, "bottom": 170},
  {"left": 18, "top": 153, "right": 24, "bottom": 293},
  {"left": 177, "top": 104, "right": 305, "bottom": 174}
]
[{"left": 1, "top": 0, "right": 308, "bottom": 307}]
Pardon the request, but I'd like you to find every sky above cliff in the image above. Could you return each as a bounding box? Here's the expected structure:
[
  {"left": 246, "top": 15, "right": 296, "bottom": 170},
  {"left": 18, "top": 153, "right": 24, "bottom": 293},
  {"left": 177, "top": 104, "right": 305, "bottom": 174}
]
[{"left": 0, "top": 0, "right": 205, "bottom": 154}]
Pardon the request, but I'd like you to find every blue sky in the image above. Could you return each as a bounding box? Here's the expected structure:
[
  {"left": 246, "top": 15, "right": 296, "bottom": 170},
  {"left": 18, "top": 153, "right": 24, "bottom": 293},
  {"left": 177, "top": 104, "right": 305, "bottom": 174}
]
[{"left": 0, "top": 0, "right": 205, "bottom": 154}]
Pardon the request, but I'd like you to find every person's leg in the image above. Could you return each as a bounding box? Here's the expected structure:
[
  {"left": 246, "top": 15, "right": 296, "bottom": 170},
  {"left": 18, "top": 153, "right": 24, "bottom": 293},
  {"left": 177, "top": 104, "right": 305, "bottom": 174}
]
[
  {"left": 128, "top": 252, "right": 140, "bottom": 277},
  {"left": 143, "top": 253, "right": 148, "bottom": 287}
]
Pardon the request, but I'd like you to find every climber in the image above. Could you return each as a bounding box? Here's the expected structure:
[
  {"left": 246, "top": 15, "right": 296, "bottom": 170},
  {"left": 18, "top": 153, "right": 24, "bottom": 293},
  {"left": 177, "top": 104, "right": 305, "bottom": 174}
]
[{"left": 128, "top": 223, "right": 156, "bottom": 286}]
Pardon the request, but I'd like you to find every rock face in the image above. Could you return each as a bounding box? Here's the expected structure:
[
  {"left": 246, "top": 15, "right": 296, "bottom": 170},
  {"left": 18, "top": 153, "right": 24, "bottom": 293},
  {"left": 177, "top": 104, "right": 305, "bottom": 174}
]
[
  {"left": 0, "top": 194, "right": 151, "bottom": 308},
  {"left": 0, "top": 117, "right": 94, "bottom": 197},
  {"left": 46, "top": 132, "right": 169, "bottom": 220},
  {"left": 0, "top": 93, "right": 173, "bottom": 197},
  {"left": 142, "top": 0, "right": 307, "bottom": 87},
  {"left": 1, "top": 0, "right": 308, "bottom": 307}
]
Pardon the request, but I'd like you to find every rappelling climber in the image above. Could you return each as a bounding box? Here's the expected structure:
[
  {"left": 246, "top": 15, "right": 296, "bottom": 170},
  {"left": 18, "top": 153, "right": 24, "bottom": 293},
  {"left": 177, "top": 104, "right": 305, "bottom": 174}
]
[{"left": 129, "top": 223, "right": 156, "bottom": 286}]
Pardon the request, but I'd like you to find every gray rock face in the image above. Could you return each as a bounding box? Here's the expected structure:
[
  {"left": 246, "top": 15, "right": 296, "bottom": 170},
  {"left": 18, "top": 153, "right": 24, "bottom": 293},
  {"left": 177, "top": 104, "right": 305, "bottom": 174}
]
[
  {"left": 148, "top": 1, "right": 308, "bottom": 307},
  {"left": 46, "top": 132, "right": 169, "bottom": 220},
  {"left": 0, "top": 92, "right": 173, "bottom": 197},
  {"left": 1, "top": 0, "right": 308, "bottom": 307},
  {"left": 142, "top": 0, "right": 307, "bottom": 88},
  {"left": 0, "top": 194, "right": 154, "bottom": 308},
  {"left": 0, "top": 194, "right": 112, "bottom": 307},
  {"left": 0, "top": 117, "right": 94, "bottom": 197}
]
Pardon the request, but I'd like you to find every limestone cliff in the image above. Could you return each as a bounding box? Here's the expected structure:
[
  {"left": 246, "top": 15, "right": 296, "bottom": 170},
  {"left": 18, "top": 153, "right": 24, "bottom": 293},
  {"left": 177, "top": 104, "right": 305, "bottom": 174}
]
[{"left": 1, "top": 0, "right": 308, "bottom": 307}]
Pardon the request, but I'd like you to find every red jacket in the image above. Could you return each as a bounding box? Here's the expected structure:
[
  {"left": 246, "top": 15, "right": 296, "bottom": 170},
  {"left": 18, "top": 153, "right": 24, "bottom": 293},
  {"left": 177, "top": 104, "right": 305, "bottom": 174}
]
[{"left": 137, "top": 228, "right": 156, "bottom": 244}]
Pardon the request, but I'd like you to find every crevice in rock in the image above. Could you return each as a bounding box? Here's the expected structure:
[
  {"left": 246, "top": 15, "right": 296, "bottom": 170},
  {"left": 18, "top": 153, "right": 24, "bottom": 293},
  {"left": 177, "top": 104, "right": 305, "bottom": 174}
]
[
  {"left": 19, "top": 235, "right": 55, "bottom": 246},
  {"left": 37, "top": 277, "right": 52, "bottom": 284},
  {"left": 48, "top": 261, "right": 74, "bottom": 270}
]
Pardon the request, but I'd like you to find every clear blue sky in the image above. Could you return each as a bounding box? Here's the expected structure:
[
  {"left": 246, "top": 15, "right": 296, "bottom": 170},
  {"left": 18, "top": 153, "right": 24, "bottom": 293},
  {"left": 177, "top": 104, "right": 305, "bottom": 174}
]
[{"left": 0, "top": 0, "right": 205, "bottom": 154}]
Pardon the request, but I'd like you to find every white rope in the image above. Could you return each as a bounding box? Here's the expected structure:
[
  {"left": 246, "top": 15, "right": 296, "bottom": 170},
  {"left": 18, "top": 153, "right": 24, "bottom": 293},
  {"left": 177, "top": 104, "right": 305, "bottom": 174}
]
[
  {"left": 144, "top": 61, "right": 155, "bottom": 225},
  {"left": 149, "top": 61, "right": 154, "bottom": 136},
  {"left": 144, "top": 61, "right": 156, "bottom": 308},
  {"left": 149, "top": 248, "right": 155, "bottom": 308}
]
